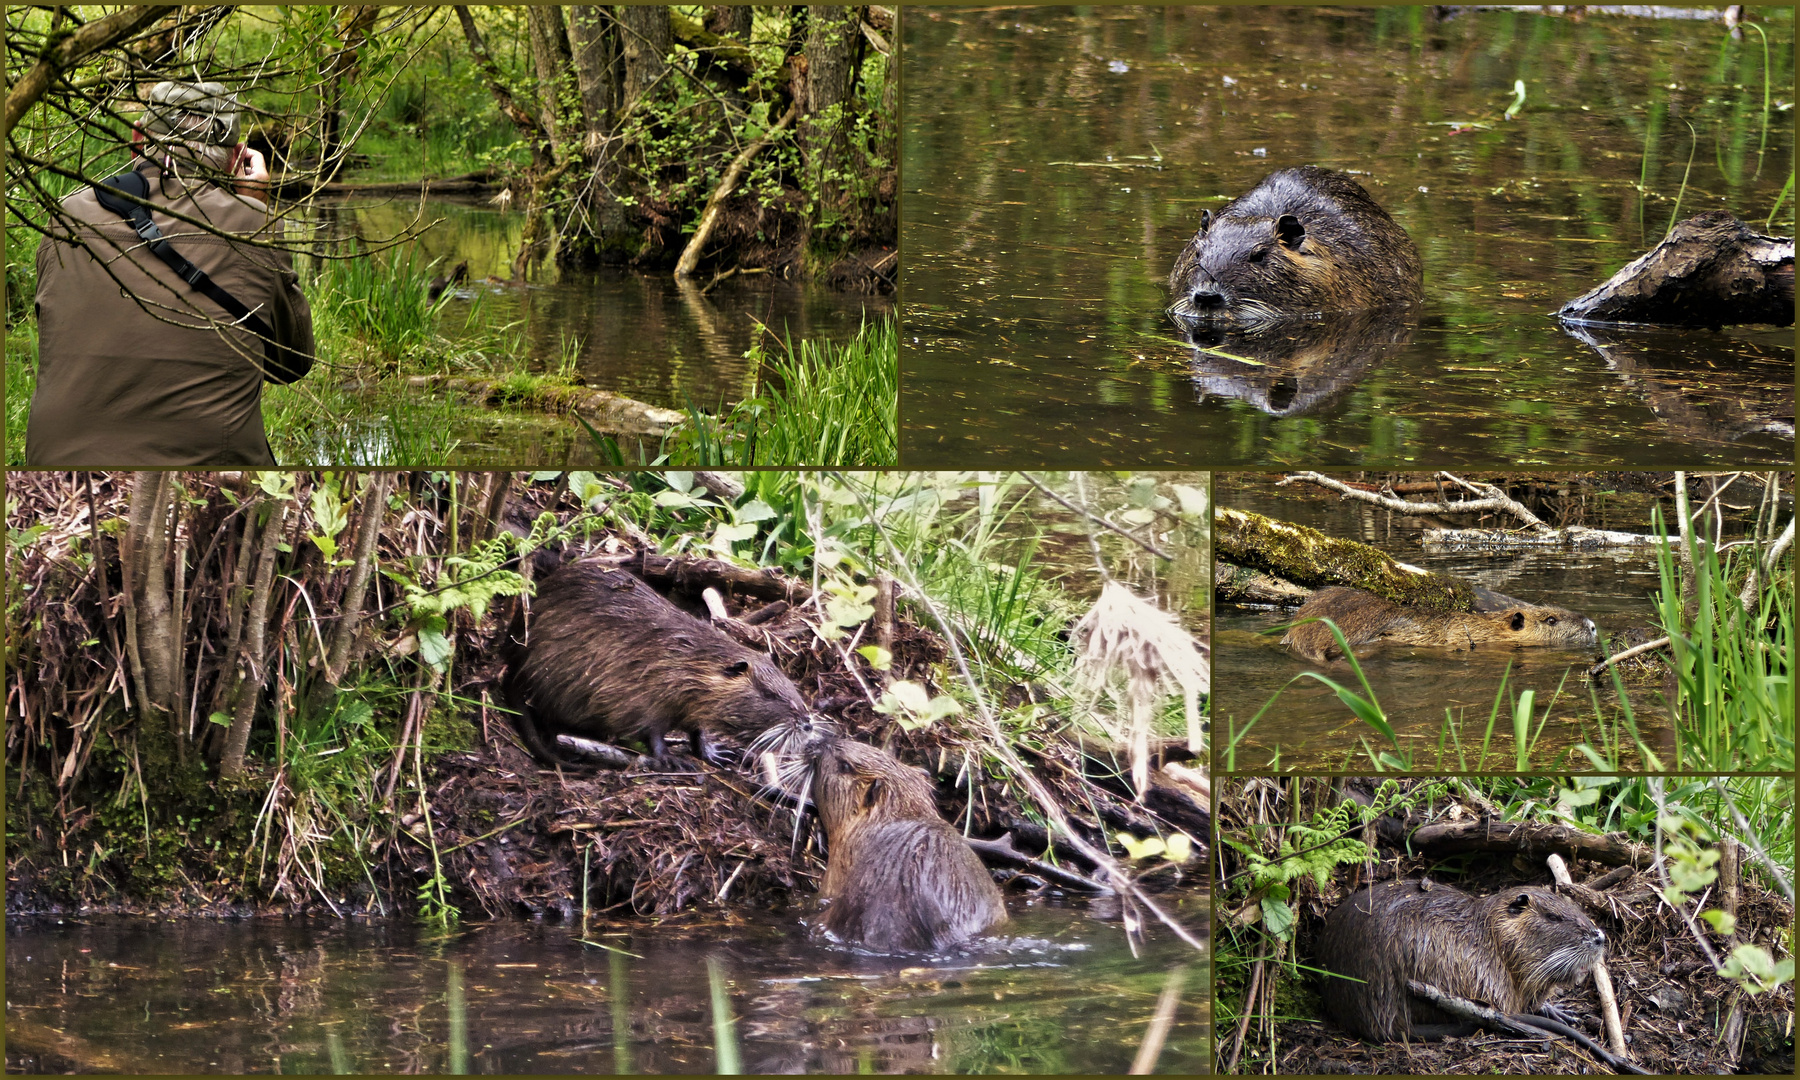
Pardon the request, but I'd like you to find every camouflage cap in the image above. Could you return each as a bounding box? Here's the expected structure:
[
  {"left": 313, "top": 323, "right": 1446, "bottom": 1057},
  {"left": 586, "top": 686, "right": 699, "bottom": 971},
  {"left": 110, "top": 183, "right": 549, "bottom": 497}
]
[{"left": 141, "top": 81, "right": 241, "bottom": 146}]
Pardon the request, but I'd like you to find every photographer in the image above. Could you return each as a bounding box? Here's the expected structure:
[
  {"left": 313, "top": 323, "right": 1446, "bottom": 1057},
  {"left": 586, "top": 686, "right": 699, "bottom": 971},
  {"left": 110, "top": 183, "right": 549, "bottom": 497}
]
[{"left": 26, "top": 81, "right": 314, "bottom": 466}]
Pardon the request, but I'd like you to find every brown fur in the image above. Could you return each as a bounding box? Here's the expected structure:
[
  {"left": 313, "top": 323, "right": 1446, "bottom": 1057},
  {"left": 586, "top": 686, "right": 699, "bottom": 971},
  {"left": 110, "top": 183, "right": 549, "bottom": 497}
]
[
  {"left": 808, "top": 735, "right": 1008, "bottom": 953},
  {"left": 1282, "top": 586, "right": 1597, "bottom": 664},
  {"left": 1316, "top": 879, "right": 1607, "bottom": 1041},
  {"left": 501, "top": 561, "right": 808, "bottom": 768},
  {"left": 1168, "top": 166, "right": 1423, "bottom": 328}
]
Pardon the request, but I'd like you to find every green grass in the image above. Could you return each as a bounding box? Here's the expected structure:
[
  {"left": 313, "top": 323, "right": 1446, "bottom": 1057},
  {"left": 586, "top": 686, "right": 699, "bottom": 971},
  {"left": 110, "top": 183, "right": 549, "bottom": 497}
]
[
  {"left": 311, "top": 243, "right": 450, "bottom": 367},
  {"left": 668, "top": 315, "right": 897, "bottom": 466},
  {"left": 5, "top": 323, "right": 37, "bottom": 464},
  {"left": 1650, "top": 508, "right": 1795, "bottom": 773},
  {"left": 262, "top": 377, "right": 469, "bottom": 466}
]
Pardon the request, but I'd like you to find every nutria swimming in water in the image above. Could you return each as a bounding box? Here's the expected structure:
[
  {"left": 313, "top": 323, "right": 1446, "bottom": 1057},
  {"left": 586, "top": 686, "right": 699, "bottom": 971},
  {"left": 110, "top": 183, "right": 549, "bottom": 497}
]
[
  {"left": 427, "top": 259, "right": 469, "bottom": 302},
  {"left": 500, "top": 560, "right": 811, "bottom": 769},
  {"left": 1167, "top": 166, "right": 1423, "bottom": 329},
  {"left": 1282, "top": 586, "right": 1598, "bottom": 664},
  {"left": 806, "top": 734, "right": 1008, "bottom": 953},
  {"left": 1315, "top": 878, "right": 1607, "bottom": 1041}
]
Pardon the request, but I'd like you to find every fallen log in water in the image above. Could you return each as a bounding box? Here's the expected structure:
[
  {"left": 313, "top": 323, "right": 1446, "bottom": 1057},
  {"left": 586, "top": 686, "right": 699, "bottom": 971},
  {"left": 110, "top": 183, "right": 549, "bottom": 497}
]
[{"left": 1558, "top": 211, "right": 1794, "bottom": 328}]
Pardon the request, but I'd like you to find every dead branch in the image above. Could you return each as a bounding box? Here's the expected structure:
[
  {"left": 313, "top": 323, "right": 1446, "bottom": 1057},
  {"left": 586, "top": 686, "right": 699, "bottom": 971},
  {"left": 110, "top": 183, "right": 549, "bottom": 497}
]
[
  {"left": 1282, "top": 471, "right": 1550, "bottom": 531},
  {"left": 1558, "top": 211, "right": 1794, "bottom": 328},
  {"left": 1407, "top": 818, "right": 1654, "bottom": 868},
  {"left": 1216, "top": 507, "right": 1477, "bottom": 613},
  {"left": 676, "top": 98, "right": 802, "bottom": 278}
]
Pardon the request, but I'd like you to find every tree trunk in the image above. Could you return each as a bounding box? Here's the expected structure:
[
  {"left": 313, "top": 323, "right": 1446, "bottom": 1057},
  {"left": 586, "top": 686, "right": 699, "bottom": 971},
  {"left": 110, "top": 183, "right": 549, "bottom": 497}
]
[
  {"left": 320, "top": 472, "right": 390, "bottom": 692},
  {"left": 618, "top": 5, "right": 671, "bottom": 112},
  {"left": 220, "top": 496, "right": 288, "bottom": 781},
  {"left": 125, "top": 472, "right": 179, "bottom": 722},
  {"left": 801, "top": 5, "right": 863, "bottom": 246},
  {"left": 527, "top": 5, "right": 582, "bottom": 154},
  {"left": 803, "top": 5, "right": 860, "bottom": 118},
  {"left": 568, "top": 6, "right": 623, "bottom": 148}
]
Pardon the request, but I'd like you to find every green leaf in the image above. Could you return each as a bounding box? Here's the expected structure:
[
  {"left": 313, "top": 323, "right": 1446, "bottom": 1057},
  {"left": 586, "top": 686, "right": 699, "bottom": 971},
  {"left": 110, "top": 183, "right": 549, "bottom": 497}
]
[
  {"left": 1261, "top": 896, "right": 1296, "bottom": 941},
  {"left": 1699, "top": 909, "right": 1737, "bottom": 936},
  {"left": 734, "top": 498, "right": 778, "bottom": 524},
  {"left": 1171, "top": 484, "right": 1208, "bottom": 517},
  {"left": 1165, "top": 832, "right": 1193, "bottom": 864},
  {"left": 418, "top": 615, "right": 453, "bottom": 671},
  {"left": 208, "top": 711, "right": 232, "bottom": 728},
  {"left": 856, "top": 645, "right": 893, "bottom": 671}
]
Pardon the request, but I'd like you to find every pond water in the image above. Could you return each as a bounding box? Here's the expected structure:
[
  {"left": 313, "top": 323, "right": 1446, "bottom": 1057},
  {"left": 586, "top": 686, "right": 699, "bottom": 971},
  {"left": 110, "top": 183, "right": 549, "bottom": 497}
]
[
  {"left": 316, "top": 195, "right": 889, "bottom": 407},
  {"left": 1210, "top": 476, "right": 1753, "bottom": 771},
  {"left": 4, "top": 901, "right": 1206, "bottom": 1075},
  {"left": 901, "top": 6, "right": 1795, "bottom": 467}
]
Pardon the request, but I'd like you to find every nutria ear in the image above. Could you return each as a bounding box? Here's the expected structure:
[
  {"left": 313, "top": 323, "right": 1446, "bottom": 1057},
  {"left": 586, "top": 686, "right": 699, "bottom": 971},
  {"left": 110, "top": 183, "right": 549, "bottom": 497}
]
[
  {"left": 724, "top": 660, "right": 751, "bottom": 678},
  {"left": 862, "top": 777, "right": 884, "bottom": 810},
  {"left": 1276, "top": 214, "right": 1306, "bottom": 248},
  {"left": 1508, "top": 892, "right": 1533, "bottom": 914},
  {"left": 1509, "top": 611, "right": 1526, "bottom": 631},
  {"left": 1199, "top": 209, "right": 1212, "bottom": 232}
]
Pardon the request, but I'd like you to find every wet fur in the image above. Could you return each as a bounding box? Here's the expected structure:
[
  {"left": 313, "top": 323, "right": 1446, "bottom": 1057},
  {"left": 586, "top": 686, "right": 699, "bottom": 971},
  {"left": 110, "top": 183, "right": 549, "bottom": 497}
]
[
  {"left": 1316, "top": 880, "right": 1607, "bottom": 1041},
  {"left": 1168, "top": 166, "right": 1423, "bottom": 328},
  {"left": 809, "top": 736, "right": 1008, "bottom": 953},
  {"left": 502, "top": 561, "right": 808, "bottom": 768},
  {"left": 1282, "top": 586, "right": 1597, "bottom": 664}
]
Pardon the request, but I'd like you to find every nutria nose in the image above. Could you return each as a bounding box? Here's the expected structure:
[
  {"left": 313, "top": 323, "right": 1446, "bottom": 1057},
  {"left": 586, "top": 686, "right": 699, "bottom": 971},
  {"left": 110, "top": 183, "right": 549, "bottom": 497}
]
[
  {"left": 1191, "top": 289, "right": 1226, "bottom": 310},
  {"left": 1592, "top": 927, "right": 1607, "bottom": 946}
]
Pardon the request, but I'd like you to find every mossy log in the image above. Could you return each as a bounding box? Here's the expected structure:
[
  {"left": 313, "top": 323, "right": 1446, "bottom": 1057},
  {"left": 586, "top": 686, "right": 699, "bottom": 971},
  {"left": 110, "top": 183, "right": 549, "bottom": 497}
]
[{"left": 1215, "top": 507, "right": 1476, "bottom": 614}]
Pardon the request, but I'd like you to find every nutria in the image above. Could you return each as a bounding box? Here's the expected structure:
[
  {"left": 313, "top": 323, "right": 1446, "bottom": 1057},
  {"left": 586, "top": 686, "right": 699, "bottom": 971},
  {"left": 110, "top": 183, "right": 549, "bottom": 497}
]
[
  {"left": 1315, "top": 879, "right": 1607, "bottom": 1041},
  {"left": 500, "top": 560, "right": 810, "bottom": 769},
  {"left": 1282, "top": 586, "right": 1597, "bottom": 664},
  {"left": 1167, "top": 166, "right": 1423, "bottom": 329},
  {"left": 806, "top": 734, "right": 1008, "bottom": 953},
  {"left": 427, "top": 259, "right": 469, "bottom": 302}
]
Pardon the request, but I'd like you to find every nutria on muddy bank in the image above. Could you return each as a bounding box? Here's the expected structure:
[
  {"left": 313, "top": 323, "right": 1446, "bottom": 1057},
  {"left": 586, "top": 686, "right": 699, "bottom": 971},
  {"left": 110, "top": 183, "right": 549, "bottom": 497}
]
[
  {"left": 1316, "top": 878, "right": 1608, "bottom": 1041},
  {"left": 500, "top": 560, "right": 811, "bottom": 769},
  {"left": 806, "top": 734, "right": 1008, "bottom": 953},
  {"left": 1282, "top": 586, "right": 1598, "bottom": 664},
  {"left": 1167, "top": 166, "right": 1423, "bottom": 329}
]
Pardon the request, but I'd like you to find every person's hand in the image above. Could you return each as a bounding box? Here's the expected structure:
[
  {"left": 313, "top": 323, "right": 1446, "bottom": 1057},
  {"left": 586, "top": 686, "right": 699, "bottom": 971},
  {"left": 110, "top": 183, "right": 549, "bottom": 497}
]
[{"left": 232, "top": 144, "right": 269, "bottom": 200}]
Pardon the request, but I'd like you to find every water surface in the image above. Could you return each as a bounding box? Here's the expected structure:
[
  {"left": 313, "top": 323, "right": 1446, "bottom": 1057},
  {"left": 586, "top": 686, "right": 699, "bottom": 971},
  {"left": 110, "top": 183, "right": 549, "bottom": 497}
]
[
  {"left": 902, "top": 6, "right": 1794, "bottom": 467},
  {"left": 5, "top": 901, "right": 1206, "bottom": 1074},
  {"left": 320, "top": 195, "right": 890, "bottom": 413}
]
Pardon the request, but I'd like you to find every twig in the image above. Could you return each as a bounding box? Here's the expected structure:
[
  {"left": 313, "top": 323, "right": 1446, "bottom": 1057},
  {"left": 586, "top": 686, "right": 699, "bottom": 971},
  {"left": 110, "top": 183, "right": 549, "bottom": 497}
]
[
  {"left": 1022, "top": 473, "right": 1174, "bottom": 560},
  {"left": 1129, "top": 965, "right": 1188, "bottom": 1075}
]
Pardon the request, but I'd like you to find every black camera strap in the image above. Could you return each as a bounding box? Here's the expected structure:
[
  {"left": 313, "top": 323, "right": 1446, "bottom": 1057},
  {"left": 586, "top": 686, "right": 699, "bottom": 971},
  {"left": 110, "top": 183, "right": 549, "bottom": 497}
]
[{"left": 92, "top": 169, "right": 280, "bottom": 366}]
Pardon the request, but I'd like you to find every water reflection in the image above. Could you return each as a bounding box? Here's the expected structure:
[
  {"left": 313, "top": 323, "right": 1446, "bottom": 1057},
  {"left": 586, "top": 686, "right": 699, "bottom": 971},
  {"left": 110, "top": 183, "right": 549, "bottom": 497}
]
[
  {"left": 5, "top": 903, "right": 1207, "bottom": 1075},
  {"left": 1182, "top": 309, "right": 1417, "bottom": 417},
  {"left": 311, "top": 194, "right": 889, "bottom": 411}
]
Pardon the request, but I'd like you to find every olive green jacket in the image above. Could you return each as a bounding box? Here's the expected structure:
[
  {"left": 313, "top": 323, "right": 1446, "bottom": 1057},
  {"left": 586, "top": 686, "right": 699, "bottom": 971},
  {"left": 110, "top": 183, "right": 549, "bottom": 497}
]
[{"left": 27, "top": 164, "right": 314, "bottom": 466}]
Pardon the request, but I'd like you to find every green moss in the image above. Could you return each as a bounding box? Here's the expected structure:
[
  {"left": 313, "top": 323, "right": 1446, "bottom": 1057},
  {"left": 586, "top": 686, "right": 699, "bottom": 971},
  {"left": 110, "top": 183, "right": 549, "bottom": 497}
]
[{"left": 1216, "top": 508, "right": 1475, "bottom": 613}]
